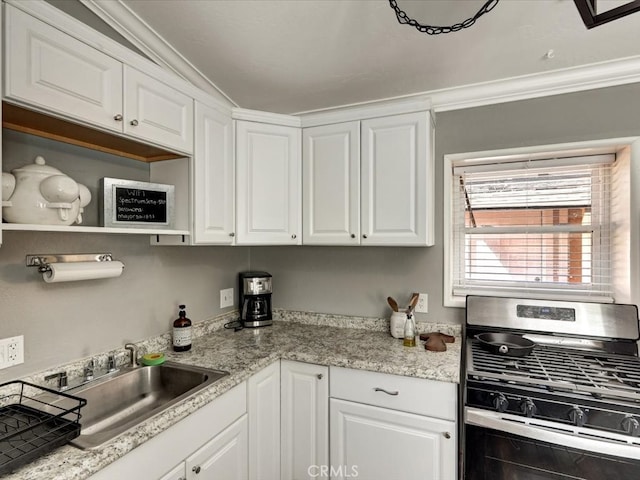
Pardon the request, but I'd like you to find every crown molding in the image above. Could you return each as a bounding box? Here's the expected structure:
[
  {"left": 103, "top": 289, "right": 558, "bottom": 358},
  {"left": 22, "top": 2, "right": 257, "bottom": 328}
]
[
  {"left": 299, "top": 96, "right": 431, "bottom": 128},
  {"left": 81, "top": 0, "right": 237, "bottom": 108},
  {"left": 429, "top": 55, "right": 640, "bottom": 112},
  {"left": 232, "top": 109, "right": 302, "bottom": 127}
]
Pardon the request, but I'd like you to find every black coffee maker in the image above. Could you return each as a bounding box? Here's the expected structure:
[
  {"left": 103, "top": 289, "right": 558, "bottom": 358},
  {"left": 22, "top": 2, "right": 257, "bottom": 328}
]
[{"left": 239, "top": 271, "right": 273, "bottom": 327}]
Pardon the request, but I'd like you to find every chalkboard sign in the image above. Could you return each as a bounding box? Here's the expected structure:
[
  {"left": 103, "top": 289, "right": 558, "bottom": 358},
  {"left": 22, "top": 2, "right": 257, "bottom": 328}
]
[{"left": 101, "top": 178, "right": 175, "bottom": 229}]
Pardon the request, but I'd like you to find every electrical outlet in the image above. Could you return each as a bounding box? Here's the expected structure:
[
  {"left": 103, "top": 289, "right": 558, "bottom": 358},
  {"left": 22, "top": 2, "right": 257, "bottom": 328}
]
[
  {"left": 220, "top": 287, "right": 234, "bottom": 308},
  {"left": 0, "top": 335, "right": 24, "bottom": 369},
  {"left": 415, "top": 293, "right": 428, "bottom": 313}
]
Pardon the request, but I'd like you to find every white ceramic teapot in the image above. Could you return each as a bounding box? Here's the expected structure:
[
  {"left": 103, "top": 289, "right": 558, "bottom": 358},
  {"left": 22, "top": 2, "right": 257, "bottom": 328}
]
[{"left": 2, "top": 156, "right": 91, "bottom": 226}]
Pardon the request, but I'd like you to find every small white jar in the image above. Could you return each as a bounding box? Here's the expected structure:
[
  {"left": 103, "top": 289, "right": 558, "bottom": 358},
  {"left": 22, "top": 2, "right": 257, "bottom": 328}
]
[{"left": 390, "top": 310, "right": 407, "bottom": 339}]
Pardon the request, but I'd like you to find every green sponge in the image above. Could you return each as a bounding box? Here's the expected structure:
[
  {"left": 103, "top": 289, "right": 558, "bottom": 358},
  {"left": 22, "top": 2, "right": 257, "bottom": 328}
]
[{"left": 141, "top": 352, "right": 166, "bottom": 366}]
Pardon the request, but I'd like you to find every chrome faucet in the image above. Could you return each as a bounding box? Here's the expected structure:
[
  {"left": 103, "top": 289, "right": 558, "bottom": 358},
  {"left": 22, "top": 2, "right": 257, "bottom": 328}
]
[
  {"left": 44, "top": 371, "right": 68, "bottom": 391},
  {"left": 84, "top": 359, "right": 95, "bottom": 381},
  {"left": 107, "top": 353, "right": 117, "bottom": 372},
  {"left": 124, "top": 343, "right": 139, "bottom": 367}
]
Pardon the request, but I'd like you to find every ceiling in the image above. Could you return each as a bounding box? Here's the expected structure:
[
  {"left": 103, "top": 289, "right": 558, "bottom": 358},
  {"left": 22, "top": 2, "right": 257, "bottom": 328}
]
[{"left": 118, "top": 0, "right": 640, "bottom": 114}]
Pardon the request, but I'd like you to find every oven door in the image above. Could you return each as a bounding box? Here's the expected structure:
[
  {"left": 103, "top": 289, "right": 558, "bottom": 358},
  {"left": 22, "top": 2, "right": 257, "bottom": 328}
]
[{"left": 464, "top": 407, "right": 640, "bottom": 480}]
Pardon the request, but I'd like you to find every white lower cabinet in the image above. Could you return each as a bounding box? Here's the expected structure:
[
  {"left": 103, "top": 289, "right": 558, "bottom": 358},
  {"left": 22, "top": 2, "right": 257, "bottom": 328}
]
[
  {"left": 184, "top": 415, "right": 248, "bottom": 479},
  {"left": 248, "top": 360, "right": 281, "bottom": 480},
  {"left": 281, "top": 360, "right": 329, "bottom": 480},
  {"left": 329, "top": 366, "right": 457, "bottom": 480}
]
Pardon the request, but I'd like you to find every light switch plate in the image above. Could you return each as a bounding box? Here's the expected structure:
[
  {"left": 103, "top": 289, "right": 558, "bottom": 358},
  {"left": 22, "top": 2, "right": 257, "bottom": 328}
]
[
  {"left": 220, "top": 288, "right": 234, "bottom": 308},
  {"left": 415, "top": 293, "right": 428, "bottom": 313}
]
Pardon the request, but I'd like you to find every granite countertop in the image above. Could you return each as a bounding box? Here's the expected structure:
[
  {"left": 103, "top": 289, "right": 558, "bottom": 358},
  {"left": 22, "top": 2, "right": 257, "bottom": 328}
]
[{"left": 3, "top": 317, "right": 461, "bottom": 480}]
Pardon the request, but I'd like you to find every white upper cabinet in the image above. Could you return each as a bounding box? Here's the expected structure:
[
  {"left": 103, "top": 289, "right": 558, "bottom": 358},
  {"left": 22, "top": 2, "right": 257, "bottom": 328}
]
[
  {"left": 3, "top": 4, "right": 194, "bottom": 155},
  {"left": 4, "top": 4, "right": 123, "bottom": 132},
  {"left": 235, "top": 120, "right": 301, "bottom": 245},
  {"left": 303, "top": 122, "right": 360, "bottom": 245},
  {"left": 361, "top": 111, "right": 433, "bottom": 246},
  {"left": 124, "top": 66, "right": 193, "bottom": 153},
  {"left": 302, "top": 110, "right": 434, "bottom": 247},
  {"left": 192, "top": 102, "right": 235, "bottom": 244}
]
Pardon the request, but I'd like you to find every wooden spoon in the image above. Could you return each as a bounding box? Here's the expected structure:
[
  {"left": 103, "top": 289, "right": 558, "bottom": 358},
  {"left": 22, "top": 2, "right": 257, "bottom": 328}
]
[
  {"left": 409, "top": 293, "right": 420, "bottom": 311},
  {"left": 387, "top": 297, "right": 399, "bottom": 312}
]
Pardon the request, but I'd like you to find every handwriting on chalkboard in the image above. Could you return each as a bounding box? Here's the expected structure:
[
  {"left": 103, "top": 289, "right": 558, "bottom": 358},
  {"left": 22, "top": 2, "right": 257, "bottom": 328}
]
[{"left": 115, "top": 187, "right": 167, "bottom": 223}]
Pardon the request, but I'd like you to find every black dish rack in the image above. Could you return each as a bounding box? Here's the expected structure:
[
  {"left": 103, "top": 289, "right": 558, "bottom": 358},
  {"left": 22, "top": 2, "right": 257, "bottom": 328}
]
[{"left": 0, "top": 380, "right": 86, "bottom": 475}]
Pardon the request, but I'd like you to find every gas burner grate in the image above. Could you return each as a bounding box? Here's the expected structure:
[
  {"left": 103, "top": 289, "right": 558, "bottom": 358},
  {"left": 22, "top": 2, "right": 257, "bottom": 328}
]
[{"left": 468, "top": 341, "right": 640, "bottom": 401}]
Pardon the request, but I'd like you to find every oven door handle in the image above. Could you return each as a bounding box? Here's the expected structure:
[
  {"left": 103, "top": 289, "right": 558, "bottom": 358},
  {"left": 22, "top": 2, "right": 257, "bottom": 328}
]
[{"left": 466, "top": 407, "right": 640, "bottom": 461}]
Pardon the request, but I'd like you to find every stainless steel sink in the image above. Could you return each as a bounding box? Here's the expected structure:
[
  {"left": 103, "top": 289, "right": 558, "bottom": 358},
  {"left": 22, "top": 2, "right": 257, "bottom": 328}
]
[{"left": 69, "top": 362, "right": 228, "bottom": 449}]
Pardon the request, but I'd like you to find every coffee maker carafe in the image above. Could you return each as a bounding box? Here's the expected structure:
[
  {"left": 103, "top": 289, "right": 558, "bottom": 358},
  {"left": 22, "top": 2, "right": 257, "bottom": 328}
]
[{"left": 239, "top": 271, "right": 273, "bottom": 327}]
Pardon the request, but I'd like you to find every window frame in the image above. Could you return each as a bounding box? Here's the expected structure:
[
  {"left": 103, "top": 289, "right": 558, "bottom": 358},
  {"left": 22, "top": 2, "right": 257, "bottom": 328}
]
[{"left": 443, "top": 138, "right": 639, "bottom": 308}]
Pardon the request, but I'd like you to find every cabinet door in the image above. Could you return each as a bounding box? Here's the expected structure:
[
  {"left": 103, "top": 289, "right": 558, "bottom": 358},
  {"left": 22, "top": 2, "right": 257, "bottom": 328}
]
[
  {"left": 4, "top": 4, "right": 123, "bottom": 132},
  {"left": 236, "top": 121, "right": 301, "bottom": 245},
  {"left": 193, "top": 102, "right": 235, "bottom": 244},
  {"left": 303, "top": 122, "right": 360, "bottom": 245},
  {"left": 330, "top": 399, "right": 456, "bottom": 480},
  {"left": 281, "top": 360, "right": 329, "bottom": 480},
  {"left": 361, "top": 112, "right": 434, "bottom": 246},
  {"left": 185, "top": 414, "right": 248, "bottom": 480},
  {"left": 248, "top": 361, "right": 281, "bottom": 480},
  {"left": 159, "top": 463, "right": 186, "bottom": 480},
  {"left": 124, "top": 66, "right": 194, "bottom": 154}
]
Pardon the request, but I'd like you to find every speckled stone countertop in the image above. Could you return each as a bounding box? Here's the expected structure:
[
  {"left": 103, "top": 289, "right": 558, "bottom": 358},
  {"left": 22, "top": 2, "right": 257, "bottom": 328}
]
[{"left": 2, "top": 313, "right": 461, "bottom": 480}]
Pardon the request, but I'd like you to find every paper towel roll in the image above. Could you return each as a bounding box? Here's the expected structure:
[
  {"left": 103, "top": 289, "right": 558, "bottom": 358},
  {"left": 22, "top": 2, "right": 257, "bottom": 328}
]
[{"left": 42, "top": 261, "right": 124, "bottom": 283}]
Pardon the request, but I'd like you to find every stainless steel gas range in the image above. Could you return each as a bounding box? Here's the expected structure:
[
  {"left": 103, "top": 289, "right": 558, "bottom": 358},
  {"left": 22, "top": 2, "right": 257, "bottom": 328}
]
[{"left": 462, "top": 295, "right": 640, "bottom": 480}]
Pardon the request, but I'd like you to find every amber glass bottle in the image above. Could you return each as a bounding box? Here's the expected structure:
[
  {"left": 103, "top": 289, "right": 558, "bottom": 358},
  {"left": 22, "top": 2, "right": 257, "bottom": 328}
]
[{"left": 173, "top": 304, "right": 192, "bottom": 352}]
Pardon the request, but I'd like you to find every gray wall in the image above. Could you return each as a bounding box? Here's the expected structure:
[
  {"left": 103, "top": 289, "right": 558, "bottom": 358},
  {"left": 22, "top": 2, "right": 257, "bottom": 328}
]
[
  {"left": 0, "top": 132, "right": 250, "bottom": 381},
  {"left": 252, "top": 82, "right": 640, "bottom": 323}
]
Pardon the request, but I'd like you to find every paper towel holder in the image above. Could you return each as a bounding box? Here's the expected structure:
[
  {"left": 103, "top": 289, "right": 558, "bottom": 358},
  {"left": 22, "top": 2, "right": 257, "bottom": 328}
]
[{"left": 26, "top": 253, "right": 116, "bottom": 273}]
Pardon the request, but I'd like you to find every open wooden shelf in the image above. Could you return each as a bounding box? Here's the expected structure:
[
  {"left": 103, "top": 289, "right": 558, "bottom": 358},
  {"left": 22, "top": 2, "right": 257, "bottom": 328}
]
[{"left": 2, "top": 103, "right": 184, "bottom": 163}]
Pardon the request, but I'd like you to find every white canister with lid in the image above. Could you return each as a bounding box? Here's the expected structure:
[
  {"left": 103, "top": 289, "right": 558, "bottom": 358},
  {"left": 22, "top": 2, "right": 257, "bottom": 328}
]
[{"left": 390, "top": 310, "right": 407, "bottom": 338}]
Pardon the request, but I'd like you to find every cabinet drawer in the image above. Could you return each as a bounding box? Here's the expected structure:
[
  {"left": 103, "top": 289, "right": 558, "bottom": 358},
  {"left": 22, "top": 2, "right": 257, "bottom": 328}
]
[{"left": 329, "top": 366, "right": 456, "bottom": 420}]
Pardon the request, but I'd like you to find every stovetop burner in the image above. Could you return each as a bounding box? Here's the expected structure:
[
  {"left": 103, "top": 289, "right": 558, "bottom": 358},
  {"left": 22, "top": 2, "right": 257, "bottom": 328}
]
[{"left": 467, "top": 341, "right": 640, "bottom": 402}]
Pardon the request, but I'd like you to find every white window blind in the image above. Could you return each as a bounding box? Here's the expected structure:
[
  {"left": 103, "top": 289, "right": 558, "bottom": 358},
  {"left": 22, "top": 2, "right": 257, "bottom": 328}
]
[{"left": 451, "top": 154, "right": 615, "bottom": 301}]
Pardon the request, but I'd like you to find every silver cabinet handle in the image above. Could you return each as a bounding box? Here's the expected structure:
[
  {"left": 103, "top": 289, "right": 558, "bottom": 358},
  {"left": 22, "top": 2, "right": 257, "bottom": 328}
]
[
  {"left": 130, "top": 119, "right": 139, "bottom": 126},
  {"left": 113, "top": 114, "right": 123, "bottom": 121},
  {"left": 374, "top": 387, "right": 399, "bottom": 396},
  {"left": 192, "top": 465, "right": 201, "bottom": 474},
  {"left": 443, "top": 432, "right": 451, "bottom": 439},
  {"left": 317, "top": 373, "right": 323, "bottom": 380}
]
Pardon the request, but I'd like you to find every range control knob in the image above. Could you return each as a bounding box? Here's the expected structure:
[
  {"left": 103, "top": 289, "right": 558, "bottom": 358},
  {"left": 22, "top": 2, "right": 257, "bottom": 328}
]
[
  {"left": 568, "top": 406, "right": 587, "bottom": 427},
  {"left": 492, "top": 393, "right": 508, "bottom": 413},
  {"left": 622, "top": 416, "right": 640, "bottom": 436},
  {"left": 520, "top": 398, "right": 537, "bottom": 418}
]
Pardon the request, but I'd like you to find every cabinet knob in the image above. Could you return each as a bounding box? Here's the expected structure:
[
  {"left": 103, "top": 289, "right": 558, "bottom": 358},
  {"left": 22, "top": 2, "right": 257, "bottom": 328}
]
[
  {"left": 443, "top": 432, "right": 451, "bottom": 439},
  {"left": 229, "top": 232, "right": 235, "bottom": 237},
  {"left": 317, "top": 373, "right": 323, "bottom": 380},
  {"left": 130, "top": 119, "right": 139, "bottom": 126},
  {"left": 291, "top": 234, "right": 297, "bottom": 239},
  {"left": 113, "top": 114, "right": 123, "bottom": 121},
  {"left": 363, "top": 234, "right": 368, "bottom": 239},
  {"left": 350, "top": 234, "right": 356, "bottom": 239},
  {"left": 192, "top": 465, "right": 201, "bottom": 474}
]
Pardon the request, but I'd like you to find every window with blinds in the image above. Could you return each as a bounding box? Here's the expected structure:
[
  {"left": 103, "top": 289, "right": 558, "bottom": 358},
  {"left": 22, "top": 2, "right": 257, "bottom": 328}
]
[{"left": 451, "top": 154, "right": 615, "bottom": 301}]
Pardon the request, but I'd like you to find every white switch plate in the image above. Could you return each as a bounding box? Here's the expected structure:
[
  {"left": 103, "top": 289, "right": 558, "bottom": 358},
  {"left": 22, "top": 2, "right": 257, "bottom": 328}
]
[
  {"left": 0, "top": 335, "right": 24, "bottom": 369},
  {"left": 220, "top": 288, "right": 234, "bottom": 308},
  {"left": 415, "top": 293, "right": 428, "bottom": 313}
]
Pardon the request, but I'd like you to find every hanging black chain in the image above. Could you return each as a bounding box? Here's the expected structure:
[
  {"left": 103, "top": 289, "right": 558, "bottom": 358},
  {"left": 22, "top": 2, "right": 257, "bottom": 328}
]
[{"left": 389, "top": 0, "right": 500, "bottom": 35}]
